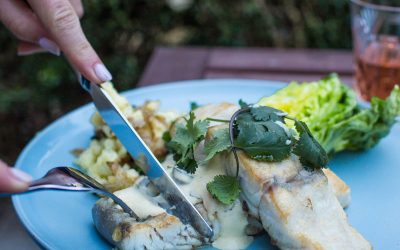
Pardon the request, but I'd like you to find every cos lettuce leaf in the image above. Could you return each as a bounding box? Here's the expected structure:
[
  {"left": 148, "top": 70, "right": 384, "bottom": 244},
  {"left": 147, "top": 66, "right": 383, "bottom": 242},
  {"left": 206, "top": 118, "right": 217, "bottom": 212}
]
[{"left": 258, "top": 74, "right": 400, "bottom": 155}]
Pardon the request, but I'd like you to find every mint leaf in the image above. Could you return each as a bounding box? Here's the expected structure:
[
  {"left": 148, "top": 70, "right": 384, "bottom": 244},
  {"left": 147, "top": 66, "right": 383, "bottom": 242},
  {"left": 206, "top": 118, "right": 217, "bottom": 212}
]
[
  {"left": 207, "top": 175, "right": 241, "bottom": 205},
  {"left": 204, "top": 128, "right": 232, "bottom": 161},
  {"left": 167, "top": 112, "right": 209, "bottom": 174},
  {"left": 293, "top": 120, "right": 328, "bottom": 170}
]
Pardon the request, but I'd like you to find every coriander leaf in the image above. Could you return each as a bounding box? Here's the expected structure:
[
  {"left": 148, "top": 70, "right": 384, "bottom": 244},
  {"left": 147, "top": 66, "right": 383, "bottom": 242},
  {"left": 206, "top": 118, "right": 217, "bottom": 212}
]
[
  {"left": 293, "top": 120, "right": 328, "bottom": 170},
  {"left": 186, "top": 112, "right": 209, "bottom": 142},
  {"left": 169, "top": 133, "right": 198, "bottom": 174},
  {"left": 236, "top": 120, "right": 268, "bottom": 145},
  {"left": 176, "top": 148, "right": 198, "bottom": 174},
  {"left": 162, "top": 131, "right": 172, "bottom": 143},
  {"left": 235, "top": 112, "right": 254, "bottom": 126},
  {"left": 167, "top": 123, "right": 193, "bottom": 153},
  {"left": 207, "top": 175, "right": 241, "bottom": 205},
  {"left": 167, "top": 112, "right": 209, "bottom": 174},
  {"left": 190, "top": 101, "right": 201, "bottom": 111},
  {"left": 234, "top": 109, "right": 292, "bottom": 162},
  {"left": 238, "top": 99, "right": 249, "bottom": 108},
  {"left": 250, "top": 106, "right": 285, "bottom": 122},
  {"left": 204, "top": 128, "right": 232, "bottom": 161}
]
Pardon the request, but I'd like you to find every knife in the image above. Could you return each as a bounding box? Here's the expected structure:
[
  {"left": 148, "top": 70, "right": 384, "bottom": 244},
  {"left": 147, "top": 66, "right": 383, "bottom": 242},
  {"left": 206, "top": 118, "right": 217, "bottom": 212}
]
[{"left": 80, "top": 77, "right": 213, "bottom": 238}]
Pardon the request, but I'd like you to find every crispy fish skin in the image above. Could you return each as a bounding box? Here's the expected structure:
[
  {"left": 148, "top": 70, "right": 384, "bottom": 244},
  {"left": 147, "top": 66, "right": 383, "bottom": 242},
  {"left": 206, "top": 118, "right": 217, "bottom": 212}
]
[{"left": 93, "top": 198, "right": 203, "bottom": 250}]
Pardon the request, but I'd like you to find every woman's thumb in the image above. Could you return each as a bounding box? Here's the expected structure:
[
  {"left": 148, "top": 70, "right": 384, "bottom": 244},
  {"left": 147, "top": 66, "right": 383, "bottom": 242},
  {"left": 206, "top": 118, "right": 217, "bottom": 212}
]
[{"left": 0, "top": 160, "right": 32, "bottom": 193}]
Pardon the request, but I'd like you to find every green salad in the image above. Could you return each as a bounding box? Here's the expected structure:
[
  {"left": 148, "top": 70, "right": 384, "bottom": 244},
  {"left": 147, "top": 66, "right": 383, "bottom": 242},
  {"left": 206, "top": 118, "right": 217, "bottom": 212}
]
[{"left": 258, "top": 74, "right": 400, "bottom": 155}]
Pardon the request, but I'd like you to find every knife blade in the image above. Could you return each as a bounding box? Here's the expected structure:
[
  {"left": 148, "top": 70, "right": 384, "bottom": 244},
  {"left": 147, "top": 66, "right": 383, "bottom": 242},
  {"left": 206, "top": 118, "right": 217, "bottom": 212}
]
[{"left": 82, "top": 79, "right": 213, "bottom": 238}]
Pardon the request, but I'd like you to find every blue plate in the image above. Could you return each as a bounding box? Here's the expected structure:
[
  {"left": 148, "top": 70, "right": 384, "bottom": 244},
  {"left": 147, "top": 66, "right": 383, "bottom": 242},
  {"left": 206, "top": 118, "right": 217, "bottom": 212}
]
[{"left": 12, "top": 79, "right": 400, "bottom": 249}]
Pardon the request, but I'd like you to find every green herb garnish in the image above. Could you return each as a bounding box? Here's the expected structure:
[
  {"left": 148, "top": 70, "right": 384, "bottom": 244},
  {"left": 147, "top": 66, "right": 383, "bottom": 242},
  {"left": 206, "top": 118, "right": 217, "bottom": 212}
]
[
  {"left": 167, "top": 112, "right": 209, "bottom": 173},
  {"left": 207, "top": 175, "right": 241, "bottom": 205},
  {"left": 190, "top": 101, "right": 201, "bottom": 111},
  {"left": 167, "top": 105, "right": 328, "bottom": 205},
  {"left": 162, "top": 131, "right": 172, "bottom": 143},
  {"left": 292, "top": 119, "right": 328, "bottom": 170},
  {"left": 203, "top": 128, "right": 231, "bottom": 162},
  {"left": 234, "top": 107, "right": 292, "bottom": 162},
  {"left": 229, "top": 106, "right": 327, "bottom": 169},
  {"left": 238, "top": 99, "right": 249, "bottom": 108}
]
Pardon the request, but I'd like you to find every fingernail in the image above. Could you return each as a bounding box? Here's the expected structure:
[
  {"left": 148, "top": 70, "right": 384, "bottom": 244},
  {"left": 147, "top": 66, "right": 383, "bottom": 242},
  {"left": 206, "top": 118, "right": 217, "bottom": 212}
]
[
  {"left": 10, "top": 168, "right": 32, "bottom": 183},
  {"left": 38, "top": 37, "right": 60, "bottom": 56},
  {"left": 94, "top": 63, "right": 113, "bottom": 82}
]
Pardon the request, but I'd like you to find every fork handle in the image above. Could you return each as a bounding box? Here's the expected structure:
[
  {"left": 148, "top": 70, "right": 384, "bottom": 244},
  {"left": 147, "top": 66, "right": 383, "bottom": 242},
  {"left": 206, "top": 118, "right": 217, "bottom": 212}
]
[
  {"left": 0, "top": 185, "right": 139, "bottom": 221},
  {"left": 0, "top": 185, "right": 92, "bottom": 197}
]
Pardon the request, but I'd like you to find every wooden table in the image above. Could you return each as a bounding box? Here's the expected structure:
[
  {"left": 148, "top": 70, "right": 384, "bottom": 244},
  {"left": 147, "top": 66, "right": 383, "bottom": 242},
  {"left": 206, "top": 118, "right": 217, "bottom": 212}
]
[
  {"left": 1, "top": 47, "right": 354, "bottom": 249},
  {"left": 139, "top": 47, "right": 354, "bottom": 86}
]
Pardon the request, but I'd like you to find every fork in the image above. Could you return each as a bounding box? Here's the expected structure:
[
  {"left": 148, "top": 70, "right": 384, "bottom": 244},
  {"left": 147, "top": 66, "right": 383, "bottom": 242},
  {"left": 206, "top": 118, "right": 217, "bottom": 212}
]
[{"left": 1, "top": 167, "right": 139, "bottom": 220}]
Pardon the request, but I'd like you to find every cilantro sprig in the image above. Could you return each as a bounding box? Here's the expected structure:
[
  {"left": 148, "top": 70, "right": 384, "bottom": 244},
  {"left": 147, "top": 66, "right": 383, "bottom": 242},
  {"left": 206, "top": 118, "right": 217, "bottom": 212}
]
[
  {"left": 204, "top": 128, "right": 231, "bottom": 162},
  {"left": 166, "top": 112, "right": 209, "bottom": 173},
  {"left": 229, "top": 106, "right": 328, "bottom": 170}
]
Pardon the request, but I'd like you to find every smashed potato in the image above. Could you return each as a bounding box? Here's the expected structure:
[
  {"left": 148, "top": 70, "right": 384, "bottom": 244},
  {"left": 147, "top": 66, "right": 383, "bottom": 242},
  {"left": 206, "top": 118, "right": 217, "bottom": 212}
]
[{"left": 75, "top": 82, "right": 180, "bottom": 191}]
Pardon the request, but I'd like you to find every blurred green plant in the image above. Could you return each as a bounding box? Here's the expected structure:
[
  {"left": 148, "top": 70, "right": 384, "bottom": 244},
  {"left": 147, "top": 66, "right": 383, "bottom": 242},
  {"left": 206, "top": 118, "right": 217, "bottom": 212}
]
[{"left": 0, "top": 0, "right": 351, "bottom": 162}]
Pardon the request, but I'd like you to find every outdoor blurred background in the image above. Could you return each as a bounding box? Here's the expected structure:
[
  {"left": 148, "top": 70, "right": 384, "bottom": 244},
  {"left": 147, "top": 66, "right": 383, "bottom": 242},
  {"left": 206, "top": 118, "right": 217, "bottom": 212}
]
[{"left": 0, "top": 0, "right": 351, "bottom": 163}]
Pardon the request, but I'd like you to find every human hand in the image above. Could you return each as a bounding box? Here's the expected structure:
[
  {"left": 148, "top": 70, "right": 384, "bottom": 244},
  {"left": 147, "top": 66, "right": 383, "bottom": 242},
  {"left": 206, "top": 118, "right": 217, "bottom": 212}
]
[
  {"left": 0, "top": 0, "right": 112, "bottom": 83},
  {"left": 0, "top": 160, "right": 32, "bottom": 193}
]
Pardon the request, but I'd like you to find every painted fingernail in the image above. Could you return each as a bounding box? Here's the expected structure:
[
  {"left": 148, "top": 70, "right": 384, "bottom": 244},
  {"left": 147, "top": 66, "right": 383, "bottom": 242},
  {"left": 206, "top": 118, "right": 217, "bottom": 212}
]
[
  {"left": 38, "top": 37, "right": 61, "bottom": 56},
  {"left": 94, "top": 63, "right": 113, "bottom": 82},
  {"left": 10, "top": 168, "right": 32, "bottom": 183}
]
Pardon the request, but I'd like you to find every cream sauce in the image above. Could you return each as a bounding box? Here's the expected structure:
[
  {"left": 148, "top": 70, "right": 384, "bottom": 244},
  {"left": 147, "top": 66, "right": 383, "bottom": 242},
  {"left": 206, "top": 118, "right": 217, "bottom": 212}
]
[
  {"left": 212, "top": 201, "right": 253, "bottom": 250},
  {"left": 180, "top": 156, "right": 253, "bottom": 250},
  {"left": 114, "top": 185, "right": 165, "bottom": 219},
  {"left": 116, "top": 152, "right": 253, "bottom": 249}
]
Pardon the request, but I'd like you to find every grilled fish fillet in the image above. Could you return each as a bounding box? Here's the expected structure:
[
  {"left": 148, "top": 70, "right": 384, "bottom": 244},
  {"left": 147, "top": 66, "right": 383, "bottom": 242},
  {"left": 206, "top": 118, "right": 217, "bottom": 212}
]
[
  {"left": 93, "top": 178, "right": 204, "bottom": 250},
  {"left": 198, "top": 103, "right": 370, "bottom": 249},
  {"left": 94, "top": 199, "right": 203, "bottom": 250},
  {"left": 219, "top": 150, "right": 371, "bottom": 249},
  {"left": 322, "top": 168, "right": 351, "bottom": 208},
  {"left": 194, "top": 103, "right": 352, "bottom": 209}
]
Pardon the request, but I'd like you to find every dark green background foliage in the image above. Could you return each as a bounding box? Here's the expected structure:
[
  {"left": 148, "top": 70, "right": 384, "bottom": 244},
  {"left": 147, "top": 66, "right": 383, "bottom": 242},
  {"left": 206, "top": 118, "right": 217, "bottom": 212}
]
[{"left": 0, "top": 0, "right": 351, "bottom": 162}]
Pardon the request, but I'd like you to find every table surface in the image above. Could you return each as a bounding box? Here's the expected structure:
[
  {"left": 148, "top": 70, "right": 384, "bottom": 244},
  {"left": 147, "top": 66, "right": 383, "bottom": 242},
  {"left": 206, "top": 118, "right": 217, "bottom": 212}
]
[
  {"left": 1, "top": 47, "right": 354, "bottom": 249},
  {"left": 139, "top": 47, "right": 354, "bottom": 87}
]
